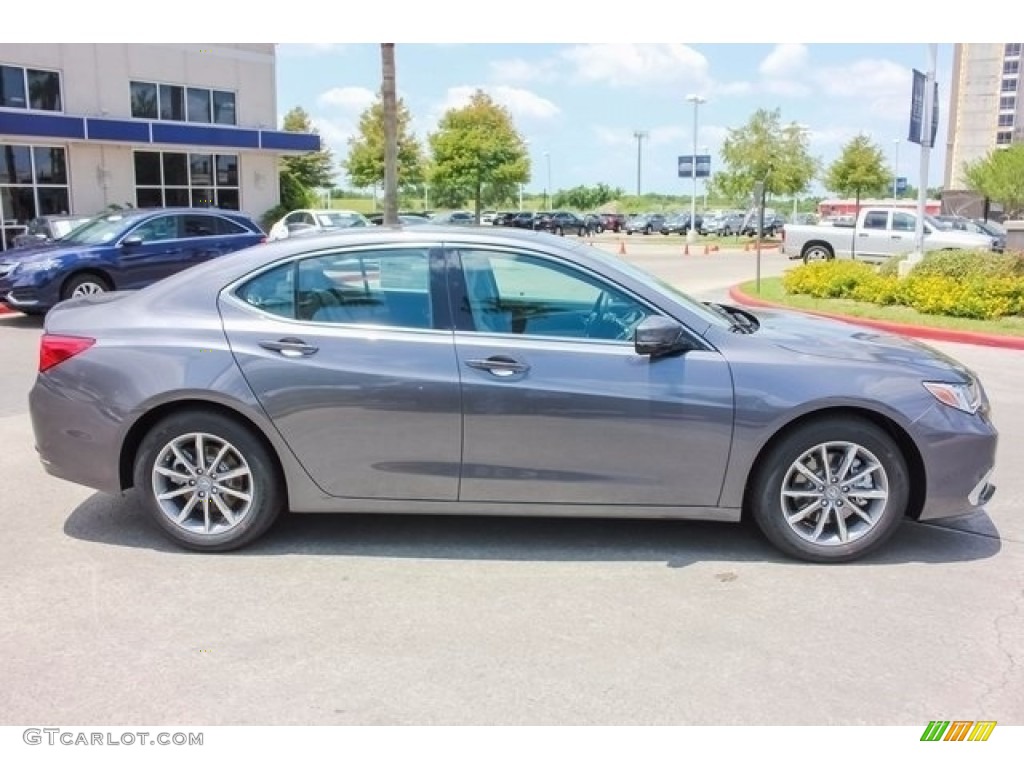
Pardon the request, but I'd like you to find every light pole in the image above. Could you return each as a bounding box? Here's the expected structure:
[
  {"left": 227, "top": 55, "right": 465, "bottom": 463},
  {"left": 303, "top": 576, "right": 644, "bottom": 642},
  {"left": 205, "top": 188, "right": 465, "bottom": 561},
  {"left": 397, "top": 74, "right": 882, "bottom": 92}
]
[
  {"left": 700, "top": 145, "right": 709, "bottom": 210},
  {"left": 686, "top": 94, "right": 706, "bottom": 245},
  {"left": 544, "top": 151, "right": 551, "bottom": 210},
  {"left": 633, "top": 130, "right": 648, "bottom": 197},
  {"left": 892, "top": 138, "right": 900, "bottom": 199}
]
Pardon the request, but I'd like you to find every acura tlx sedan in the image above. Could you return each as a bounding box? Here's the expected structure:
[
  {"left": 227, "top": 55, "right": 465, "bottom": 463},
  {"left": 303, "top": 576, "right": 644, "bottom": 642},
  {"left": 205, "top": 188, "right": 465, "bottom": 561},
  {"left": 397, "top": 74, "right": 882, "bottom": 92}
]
[{"left": 29, "top": 226, "right": 998, "bottom": 562}]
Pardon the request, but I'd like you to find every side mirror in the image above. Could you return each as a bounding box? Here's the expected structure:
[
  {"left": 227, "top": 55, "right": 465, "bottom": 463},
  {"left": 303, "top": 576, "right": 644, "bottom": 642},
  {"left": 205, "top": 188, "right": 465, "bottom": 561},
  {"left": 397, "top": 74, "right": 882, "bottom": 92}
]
[
  {"left": 121, "top": 236, "right": 143, "bottom": 248},
  {"left": 634, "top": 316, "right": 691, "bottom": 358}
]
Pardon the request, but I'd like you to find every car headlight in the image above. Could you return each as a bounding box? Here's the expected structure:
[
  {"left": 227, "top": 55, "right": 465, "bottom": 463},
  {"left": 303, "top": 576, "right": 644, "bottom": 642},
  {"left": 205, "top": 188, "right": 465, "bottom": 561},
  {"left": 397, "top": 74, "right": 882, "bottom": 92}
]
[
  {"left": 923, "top": 380, "right": 982, "bottom": 414},
  {"left": 17, "top": 257, "right": 62, "bottom": 274}
]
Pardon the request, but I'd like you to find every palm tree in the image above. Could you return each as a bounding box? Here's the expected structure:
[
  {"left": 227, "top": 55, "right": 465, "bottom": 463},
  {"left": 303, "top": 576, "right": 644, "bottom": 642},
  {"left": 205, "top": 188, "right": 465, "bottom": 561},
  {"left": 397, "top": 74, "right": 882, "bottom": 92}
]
[{"left": 381, "top": 44, "right": 399, "bottom": 226}]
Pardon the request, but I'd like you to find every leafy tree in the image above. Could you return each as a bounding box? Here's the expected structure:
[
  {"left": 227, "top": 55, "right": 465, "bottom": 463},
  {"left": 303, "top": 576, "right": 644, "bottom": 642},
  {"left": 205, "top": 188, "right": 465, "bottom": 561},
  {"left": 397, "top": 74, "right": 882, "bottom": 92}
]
[
  {"left": 428, "top": 90, "right": 530, "bottom": 221},
  {"left": 553, "top": 183, "right": 625, "bottom": 210},
  {"left": 824, "top": 134, "right": 891, "bottom": 211},
  {"left": 709, "top": 108, "right": 819, "bottom": 204},
  {"left": 963, "top": 145, "right": 1024, "bottom": 217},
  {"left": 344, "top": 97, "right": 424, "bottom": 194},
  {"left": 280, "top": 106, "right": 336, "bottom": 190}
]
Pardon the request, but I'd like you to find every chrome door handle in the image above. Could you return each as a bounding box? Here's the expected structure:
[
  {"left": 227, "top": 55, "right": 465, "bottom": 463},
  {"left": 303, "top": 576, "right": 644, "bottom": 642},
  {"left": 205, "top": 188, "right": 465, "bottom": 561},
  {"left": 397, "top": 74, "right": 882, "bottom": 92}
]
[
  {"left": 465, "top": 356, "right": 530, "bottom": 377},
  {"left": 259, "top": 338, "right": 319, "bottom": 358}
]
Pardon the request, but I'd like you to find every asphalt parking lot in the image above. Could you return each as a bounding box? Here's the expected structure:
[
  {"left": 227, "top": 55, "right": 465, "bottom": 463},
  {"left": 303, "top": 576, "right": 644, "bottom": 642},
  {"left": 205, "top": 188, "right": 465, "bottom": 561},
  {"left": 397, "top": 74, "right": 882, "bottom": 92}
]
[{"left": 0, "top": 244, "right": 1021, "bottom": 725}]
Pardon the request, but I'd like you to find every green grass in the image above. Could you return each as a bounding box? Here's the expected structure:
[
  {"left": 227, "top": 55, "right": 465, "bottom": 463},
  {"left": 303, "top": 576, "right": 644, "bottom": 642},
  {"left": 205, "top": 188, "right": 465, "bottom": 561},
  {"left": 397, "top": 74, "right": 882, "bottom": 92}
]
[{"left": 740, "top": 277, "right": 1024, "bottom": 337}]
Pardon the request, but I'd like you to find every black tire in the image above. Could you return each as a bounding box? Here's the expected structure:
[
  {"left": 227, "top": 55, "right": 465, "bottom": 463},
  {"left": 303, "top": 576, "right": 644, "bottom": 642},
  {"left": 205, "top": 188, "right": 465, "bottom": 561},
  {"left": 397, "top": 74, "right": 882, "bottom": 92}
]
[
  {"left": 596, "top": 225, "right": 605, "bottom": 234},
  {"left": 644, "top": 225, "right": 652, "bottom": 235},
  {"left": 749, "top": 416, "right": 909, "bottom": 563},
  {"left": 802, "top": 243, "right": 835, "bottom": 264},
  {"left": 556, "top": 226, "right": 564, "bottom": 236},
  {"left": 133, "top": 409, "right": 285, "bottom": 552},
  {"left": 61, "top": 272, "right": 111, "bottom": 301}
]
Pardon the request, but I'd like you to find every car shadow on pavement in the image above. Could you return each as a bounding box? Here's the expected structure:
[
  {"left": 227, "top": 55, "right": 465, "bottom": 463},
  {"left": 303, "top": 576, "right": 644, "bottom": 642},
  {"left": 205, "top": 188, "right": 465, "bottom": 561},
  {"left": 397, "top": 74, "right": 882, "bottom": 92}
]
[
  {"left": 0, "top": 312, "right": 44, "bottom": 328},
  {"left": 63, "top": 490, "right": 1002, "bottom": 568}
]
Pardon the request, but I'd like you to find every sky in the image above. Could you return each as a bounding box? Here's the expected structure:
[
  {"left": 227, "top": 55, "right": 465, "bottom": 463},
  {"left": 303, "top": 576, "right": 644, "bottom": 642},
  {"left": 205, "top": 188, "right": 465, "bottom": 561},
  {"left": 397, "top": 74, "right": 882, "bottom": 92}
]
[
  {"left": 276, "top": 43, "right": 955, "bottom": 198},
  {"left": 24, "top": 1, "right": 994, "bottom": 201}
]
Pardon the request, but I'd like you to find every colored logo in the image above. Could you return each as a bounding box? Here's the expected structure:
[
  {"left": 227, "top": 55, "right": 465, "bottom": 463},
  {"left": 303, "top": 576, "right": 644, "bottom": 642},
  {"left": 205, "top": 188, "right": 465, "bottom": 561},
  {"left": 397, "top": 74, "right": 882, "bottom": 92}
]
[{"left": 920, "top": 721, "right": 996, "bottom": 742}]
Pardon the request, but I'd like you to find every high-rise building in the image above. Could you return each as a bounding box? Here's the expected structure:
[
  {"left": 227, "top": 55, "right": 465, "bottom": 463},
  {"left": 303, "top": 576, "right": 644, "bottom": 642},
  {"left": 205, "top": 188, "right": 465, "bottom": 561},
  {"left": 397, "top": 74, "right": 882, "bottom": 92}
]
[{"left": 944, "top": 43, "right": 1022, "bottom": 190}]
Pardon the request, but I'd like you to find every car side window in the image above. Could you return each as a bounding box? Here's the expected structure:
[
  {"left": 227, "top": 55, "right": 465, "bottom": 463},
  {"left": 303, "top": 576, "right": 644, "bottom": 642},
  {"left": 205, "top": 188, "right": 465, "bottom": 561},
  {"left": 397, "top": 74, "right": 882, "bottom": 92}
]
[
  {"left": 457, "top": 250, "right": 652, "bottom": 342},
  {"left": 862, "top": 211, "right": 888, "bottom": 230},
  {"left": 182, "top": 215, "right": 218, "bottom": 238},
  {"left": 215, "top": 216, "right": 248, "bottom": 235},
  {"left": 130, "top": 215, "right": 179, "bottom": 242},
  {"left": 236, "top": 262, "right": 295, "bottom": 319},
  {"left": 295, "top": 248, "right": 433, "bottom": 329},
  {"left": 891, "top": 213, "right": 915, "bottom": 232}
]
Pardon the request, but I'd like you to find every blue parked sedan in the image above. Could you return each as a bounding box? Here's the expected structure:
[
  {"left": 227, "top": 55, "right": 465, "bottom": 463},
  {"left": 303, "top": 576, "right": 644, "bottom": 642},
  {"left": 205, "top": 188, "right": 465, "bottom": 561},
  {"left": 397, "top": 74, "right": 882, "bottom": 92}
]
[{"left": 0, "top": 207, "right": 264, "bottom": 314}]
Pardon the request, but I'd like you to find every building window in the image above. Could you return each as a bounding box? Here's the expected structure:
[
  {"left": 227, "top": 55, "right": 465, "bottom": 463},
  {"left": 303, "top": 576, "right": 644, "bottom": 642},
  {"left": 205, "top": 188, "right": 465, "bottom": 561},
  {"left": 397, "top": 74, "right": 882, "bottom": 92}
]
[
  {"left": 996, "top": 131, "right": 1013, "bottom": 146},
  {"left": 1004, "top": 60, "right": 1020, "bottom": 76},
  {"left": 133, "top": 150, "right": 240, "bottom": 210},
  {"left": 999, "top": 113, "right": 1015, "bottom": 127},
  {"left": 0, "top": 144, "right": 70, "bottom": 251},
  {"left": 1000, "top": 95, "right": 1017, "bottom": 111},
  {"left": 1002, "top": 78, "right": 1018, "bottom": 93},
  {"left": 0, "top": 65, "right": 62, "bottom": 111},
  {"left": 1006, "top": 43, "right": 1022, "bottom": 58},
  {"left": 130, "top": 80, "right": 235, "bottom": 125}
]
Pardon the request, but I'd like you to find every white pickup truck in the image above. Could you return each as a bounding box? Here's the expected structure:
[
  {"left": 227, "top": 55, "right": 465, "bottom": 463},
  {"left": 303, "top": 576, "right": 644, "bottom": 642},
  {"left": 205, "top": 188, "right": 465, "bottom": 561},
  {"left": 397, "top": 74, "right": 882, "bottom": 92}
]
[{"left": 781, "top": 206, "right": 998, "bottom": 263}]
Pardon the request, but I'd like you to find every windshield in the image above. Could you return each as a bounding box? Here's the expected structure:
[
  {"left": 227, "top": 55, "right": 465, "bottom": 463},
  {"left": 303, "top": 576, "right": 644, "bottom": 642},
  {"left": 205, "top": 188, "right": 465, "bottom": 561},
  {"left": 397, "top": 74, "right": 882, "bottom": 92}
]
[
  {"left": 315, "top": 212, "right": 367, "bottom": 228},
  {"left": 59, "top": 213, "right": 141, "bottom": 245},
  {"left": 52, "top": 218, "right": 91, "bottom": 239}
]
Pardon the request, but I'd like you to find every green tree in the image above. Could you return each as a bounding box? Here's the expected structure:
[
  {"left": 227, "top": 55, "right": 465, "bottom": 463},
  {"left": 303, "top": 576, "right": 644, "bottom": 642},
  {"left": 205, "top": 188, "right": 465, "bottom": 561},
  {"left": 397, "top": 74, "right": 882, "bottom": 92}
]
[
  {"left": 553, "top": 183, "right": 625, "bottom": 210},
  {"left": 709, "top": 108, "right": 819, "bottom": 204},
  {"left": 280, "top": 106, "right": 336, "bottom": 190},
  {"left": 344, "top": 97, "right": 425, "bottom": 193},
  {"left": 428, "top": 90, "right": 530, "bottom": 221},
  {"left": 824, "top": 134, "right": 891, "bottom": 209},
  {"left": 963, "top": 145, "right": 1024, "bottom": 217}
]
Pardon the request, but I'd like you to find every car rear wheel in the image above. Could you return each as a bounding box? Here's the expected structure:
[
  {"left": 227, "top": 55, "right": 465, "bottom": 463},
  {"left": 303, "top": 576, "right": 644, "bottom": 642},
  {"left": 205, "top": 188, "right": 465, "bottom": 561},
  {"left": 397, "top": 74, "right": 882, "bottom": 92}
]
[
  {"left": 802, "top": 243, "right": 834, "bottom": 264},
  {"left": 134, "top": 409, "right": 285, "bottom": 552},
  {"left": 62, "top": 273, "right": 111, "bottom": 300},
  {"left": 749, "top": 417, "right": 909, "bottom": 563}
]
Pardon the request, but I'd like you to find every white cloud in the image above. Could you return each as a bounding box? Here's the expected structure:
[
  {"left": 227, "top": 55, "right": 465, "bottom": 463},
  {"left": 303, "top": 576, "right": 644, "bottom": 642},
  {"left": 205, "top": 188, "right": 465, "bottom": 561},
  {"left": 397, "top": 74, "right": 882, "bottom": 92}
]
[
  {"left": 317, "top": 86, "right": 376, "bottom": 113},
  {"left": 561, "top": 44, "right": 709, "bottom": 88},
  {"left": 759, "top": 44, "right": 809, "bottom": 77},
  {"left": 489, "top": 57, "right": 556, "bottom": 83},
  {"left": 435, "top": 85, "right": 561, "bottom": 121},
  {"left": 762, "top": 79, "right": 812, "bottom": 98},
  {"left": 811, "top": 59, "right": 912, "bottom": 119},
  {"left": 649, "top": 126, "right": 687, "bottom": 146},
  {"left": 715, "top": 81, "right": 754, "bottom": 96},
  {"left": 310, "top": 115, "right": 357, "bottom": 149},
  {"left": 592, "top": 125, "right": 635, "bottom": 148}
]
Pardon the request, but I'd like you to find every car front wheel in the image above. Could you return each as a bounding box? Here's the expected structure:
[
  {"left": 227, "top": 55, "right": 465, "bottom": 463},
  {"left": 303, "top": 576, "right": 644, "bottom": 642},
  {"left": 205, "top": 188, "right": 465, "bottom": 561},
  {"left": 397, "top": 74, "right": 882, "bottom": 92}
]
[
  {"left": 134, "top": 409, "right": 285, "bottom": 551},
  {"left": 749, "top": 416, "right": 909, "bottom": 563},
  {"left": 62, "top": 273, "right": 111, "bottom": 301}
]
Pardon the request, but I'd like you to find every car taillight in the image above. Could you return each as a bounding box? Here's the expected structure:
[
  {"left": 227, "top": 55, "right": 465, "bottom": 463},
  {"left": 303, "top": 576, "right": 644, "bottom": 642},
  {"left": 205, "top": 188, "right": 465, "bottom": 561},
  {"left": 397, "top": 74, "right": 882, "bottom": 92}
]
[{"left": 39, "top": 334, "right": 95, "bottom": 372}]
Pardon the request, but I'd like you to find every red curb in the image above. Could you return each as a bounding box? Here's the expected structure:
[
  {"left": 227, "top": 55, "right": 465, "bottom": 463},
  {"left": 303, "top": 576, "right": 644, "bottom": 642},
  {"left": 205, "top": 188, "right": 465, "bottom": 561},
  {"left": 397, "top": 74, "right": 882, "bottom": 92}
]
[
  {"left": 0, "top": 306, "right": 13, "bottom": 316},
  {"left": 728, "top": 284, "right": 1024, "bottom": 351}
]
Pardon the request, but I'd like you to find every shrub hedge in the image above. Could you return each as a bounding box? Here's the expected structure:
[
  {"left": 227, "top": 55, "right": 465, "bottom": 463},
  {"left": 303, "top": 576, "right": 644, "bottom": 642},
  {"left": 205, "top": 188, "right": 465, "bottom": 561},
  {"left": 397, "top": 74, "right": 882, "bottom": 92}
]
[{"left": 782, "top": 250, "right": 1024, "bottom": 320}]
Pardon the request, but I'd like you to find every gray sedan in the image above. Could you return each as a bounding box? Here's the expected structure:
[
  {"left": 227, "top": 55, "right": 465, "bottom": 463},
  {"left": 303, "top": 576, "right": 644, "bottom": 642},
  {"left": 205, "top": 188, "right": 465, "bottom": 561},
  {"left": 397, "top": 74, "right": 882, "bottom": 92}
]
[{"left": 29, "top": 227, "right": 998, "bottom": 562}]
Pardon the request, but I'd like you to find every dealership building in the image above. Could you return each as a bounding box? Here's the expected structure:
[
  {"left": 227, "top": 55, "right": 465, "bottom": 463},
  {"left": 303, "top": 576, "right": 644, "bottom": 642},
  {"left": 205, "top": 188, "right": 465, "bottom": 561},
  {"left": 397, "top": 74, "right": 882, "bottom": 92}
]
[{"left": 0, "top": 43, "right": 318, "bottom": 250}]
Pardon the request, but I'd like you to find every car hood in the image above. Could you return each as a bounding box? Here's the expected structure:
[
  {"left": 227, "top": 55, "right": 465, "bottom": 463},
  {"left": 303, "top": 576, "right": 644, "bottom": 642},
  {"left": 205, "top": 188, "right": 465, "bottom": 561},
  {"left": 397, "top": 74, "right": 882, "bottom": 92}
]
[
  {"left": 928, "top": 229, "right": 994, "bottom": 247},
  {"left": 745, "top": 306, "right": 973, "bottom": 380},
  {"left": 0, "top": 241, "right": 97, "bottom": 263}
]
